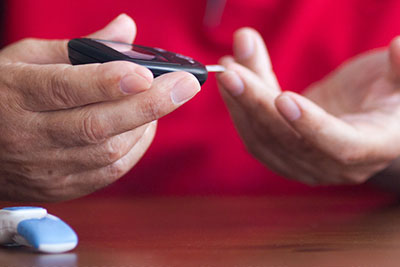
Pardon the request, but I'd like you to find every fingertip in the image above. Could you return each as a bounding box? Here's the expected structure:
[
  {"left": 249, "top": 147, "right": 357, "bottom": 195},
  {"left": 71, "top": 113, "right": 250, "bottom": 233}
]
[
  {"left": 134, "top": 65, "right": 154, "bottom": 84},
  {"left": 146, "top": 120, "right": 158, "bottom": 136},
  {"left": 234, "top": 27, "right": 258, "bottom": 42},
  {"left": 217, "top": 61, "right": 268, "bottom": 99},
  {"left": 218, "top": 55, "right": 235, "bottom": 65},
  {"left": 217, "top": 70, "right": 244, "bottom": 96},
  {"left": 275, "top": 93, "right": 302, "bottom": 122},
  {"left": 276, "top": 92, "right": 324, "bottom": 122},
  {"left": 166, "top": 71, "right": 201, "bottom": 105},
  {"left": 115, "top": 13, "right": 131, "bottom": 21},
  {"left": 115, "top": 13, "right": 137, "bottom": 39},
  {"left": 173, "top": 71, "right": 201, "bottom": 88},
  {"left": 111, "top": 13, "right": 136, "bottom": 30},
  {"left": 276, "top": 92, "right": 362, "bottom": 161},
  {"left": 99, "top": 61, "right": 153, "bottom": 95},
  {"left": 235, "top": 27, "right": 260, "bottom": 36},
  {"left": 89, "top": 13, "right": 137, "bottom": 43},
  {"left": 120, "top": 73, "right": 151, "bottom": 94},
  {"left": 276, "top": 91, "right": 352, "bottom": 136},
  {"left": 233, "top": 27, "right": 255, "bottom": 61}
]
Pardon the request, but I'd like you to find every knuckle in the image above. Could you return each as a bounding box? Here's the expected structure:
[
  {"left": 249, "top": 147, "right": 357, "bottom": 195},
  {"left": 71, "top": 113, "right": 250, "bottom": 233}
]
[
  {"left": 100, "top": 137, "right": 128, "bottom": 165},
  {"left": 96, "top": 62, "right": 141, "bottom": 99},
  {"left": 95, "top": 64, "right": 120, "bottom": 99},
  {"left": 333, "top": 149, "right": 362, "bottom": 165},
  {"left": 80, "top": 111, "right": 108, "bottom": 144},
  {"left": 35, "top": 175, "right": 69, "bottom": 201},
  {"left": 47, "top": 66, "right": 77, "bottom": 108},
  {"left": 139, "top": 96, "right": 162, "bottom": 122}
]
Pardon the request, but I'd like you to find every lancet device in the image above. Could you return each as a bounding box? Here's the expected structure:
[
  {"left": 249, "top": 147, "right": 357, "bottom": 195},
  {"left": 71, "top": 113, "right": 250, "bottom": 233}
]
[{"left": 0, "top": 207, "right": 78, "bottom": 253}]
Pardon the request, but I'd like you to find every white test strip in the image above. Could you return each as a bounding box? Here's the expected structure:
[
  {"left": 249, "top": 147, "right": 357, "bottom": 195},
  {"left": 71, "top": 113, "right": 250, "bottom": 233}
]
[{"left": 206, "top": 65, "right": 226, "bottom": 73}]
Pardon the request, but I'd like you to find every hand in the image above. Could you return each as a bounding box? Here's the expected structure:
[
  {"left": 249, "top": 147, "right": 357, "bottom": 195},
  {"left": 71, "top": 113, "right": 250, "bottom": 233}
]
[
  {"left": 0, "top": 14, "right": 200, "bottom": 201},
  {"left": 217, "top": 28, "right": 400, "bottom": 186}
]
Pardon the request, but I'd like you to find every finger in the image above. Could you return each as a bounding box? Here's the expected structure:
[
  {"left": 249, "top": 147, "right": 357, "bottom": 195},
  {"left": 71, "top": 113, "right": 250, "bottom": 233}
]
[
  {"left": 42, "top": 71, "right": 200, "bottom": 146},
  {"left": 217, "top": 65, "right": 299, "bottom": 164},
  {"left": 14, "top": 124, "right": 150, "bottom": 180},
  {"left": 219, "top": 89, "right": 320, "bottom": 186},
  {"left": 6, "top": 60, "right": 153, "bottom": 111},
  {"left": 233, "top": 27, "right": 280, "bottom": 90},
  {"left": 389, "top": 36, "right": 400, "bottom": 80},
  {"left": 58, "top": 120, "right": 157, "bottom": 201},
  {"left": 0, "top": 38, "right": 70, "bottom": 64},
  {"left": 217, "top": 61, "right": 278, "bottom": 115},
  {"left": 0, "top": 14, "right": 136, "bottom": 64},
  {"left": 219, "top": 55, "right": 235, "bottom": 64},
  {"left": 275, "top": 92, "right": 370, "bottom": 162},
  {"left": 57, "top": 123, "right": 151, "bottom": 175},
  {"left": 217, "top": 61, "right": 299, "bottom": 143},
  {"left": 87, "top": 13, "right": 137, "bottom": 44}
]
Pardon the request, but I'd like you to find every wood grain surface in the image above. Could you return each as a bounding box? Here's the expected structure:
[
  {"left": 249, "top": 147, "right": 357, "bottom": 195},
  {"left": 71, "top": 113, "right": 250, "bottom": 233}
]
[{"left": 1, "top": 192, "right": 399, "bottom": 267}]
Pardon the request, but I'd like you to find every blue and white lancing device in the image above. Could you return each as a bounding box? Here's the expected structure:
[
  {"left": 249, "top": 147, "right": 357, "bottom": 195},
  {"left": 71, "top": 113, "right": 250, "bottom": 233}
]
[{"left": 0, "top": 207, "right": 78, "bottom": 253}]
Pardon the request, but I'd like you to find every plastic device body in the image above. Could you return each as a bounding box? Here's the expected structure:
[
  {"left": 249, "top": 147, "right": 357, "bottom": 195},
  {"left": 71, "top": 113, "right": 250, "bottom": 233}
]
[
  {"left": 68, "top": 38, "right": 208, "bottom": 85},
  {"left": 0, "top": 207, "right": 78, "bottom": 253}
]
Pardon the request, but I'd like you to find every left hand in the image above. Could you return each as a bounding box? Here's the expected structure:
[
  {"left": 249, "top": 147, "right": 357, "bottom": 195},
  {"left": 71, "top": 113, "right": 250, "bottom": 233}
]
[{"left": 216, "top": 28, "right": 400, "bottom": 185}]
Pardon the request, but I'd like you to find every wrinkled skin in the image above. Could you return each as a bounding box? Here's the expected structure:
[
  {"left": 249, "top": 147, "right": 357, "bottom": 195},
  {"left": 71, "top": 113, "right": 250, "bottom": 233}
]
[{"left": 0, "top": 14, "right": 200, "bottom": 201}]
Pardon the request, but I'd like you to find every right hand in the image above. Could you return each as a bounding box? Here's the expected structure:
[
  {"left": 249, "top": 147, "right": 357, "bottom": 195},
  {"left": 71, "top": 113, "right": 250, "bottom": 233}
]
[{"left": 0, "top": 14, "right": 200, "bottom": 201}]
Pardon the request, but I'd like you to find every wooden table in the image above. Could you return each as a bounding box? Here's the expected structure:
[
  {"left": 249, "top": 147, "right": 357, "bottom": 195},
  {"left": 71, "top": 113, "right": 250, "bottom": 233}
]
[{"left": 1, "top": 192, "right": 400, "bottom": 267}]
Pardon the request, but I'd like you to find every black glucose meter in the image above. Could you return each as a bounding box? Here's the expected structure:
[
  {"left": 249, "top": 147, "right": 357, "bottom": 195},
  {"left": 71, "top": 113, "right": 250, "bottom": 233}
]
[{"left": 68, "top": 38, "right": 211, "bottom": 85}]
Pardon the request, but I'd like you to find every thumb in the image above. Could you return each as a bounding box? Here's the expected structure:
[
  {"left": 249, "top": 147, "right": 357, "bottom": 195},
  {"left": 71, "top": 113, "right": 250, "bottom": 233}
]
[
  {"left": 87, "top": 13, "right": 137, "bottom": 44},
  {"left": 0, "top": 14, "right": 136, "bottom": 64}
]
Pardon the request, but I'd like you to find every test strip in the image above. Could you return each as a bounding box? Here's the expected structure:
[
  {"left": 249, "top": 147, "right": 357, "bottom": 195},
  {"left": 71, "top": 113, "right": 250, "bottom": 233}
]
[{"left": 206, "top": 65, "right": 225, "bottom": 73}]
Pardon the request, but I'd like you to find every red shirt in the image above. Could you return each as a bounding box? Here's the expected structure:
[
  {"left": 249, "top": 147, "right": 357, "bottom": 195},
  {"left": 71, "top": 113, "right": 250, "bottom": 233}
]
[{"left": 4, "top": 0, "right": 400, "bottom": 195}]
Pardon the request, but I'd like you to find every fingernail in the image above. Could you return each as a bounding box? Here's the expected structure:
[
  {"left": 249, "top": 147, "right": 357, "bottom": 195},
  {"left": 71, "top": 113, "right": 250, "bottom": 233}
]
[
  {"left": 144, "top": 121, "right": 156, "bottom": 135},
  {"left": 120, "top": 73, "right": 151, "bottom": 94},
  {"left": 135, "top": 66, "right": 153, "bottom": 84},
  {"left": 220, "top": 70, "right": 244, "bottom": 96},
  {"left": 170, "top": 77, "right": 200, "bottom": 105},
  {"left": 236, "top": 31, "right": 254, "bottom": 60},
  {"left": 277, "top": 95, "right": 301, "bottom": 121}
]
